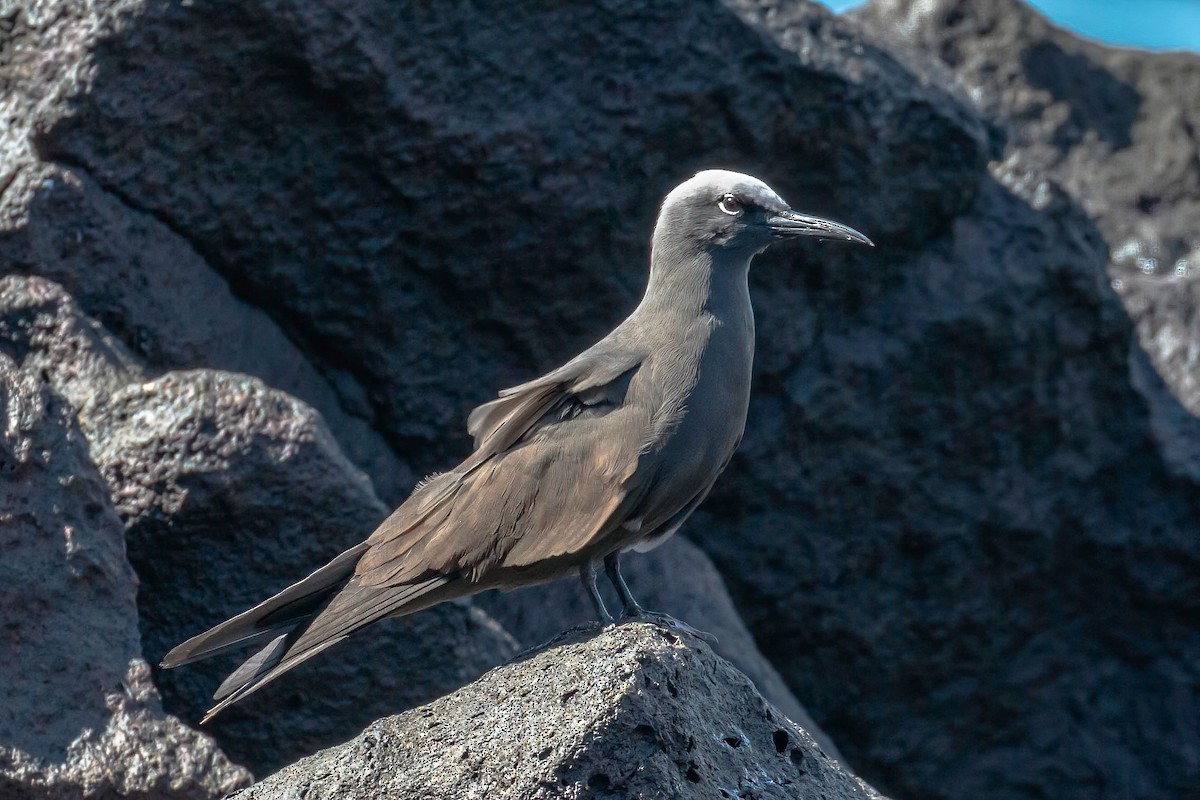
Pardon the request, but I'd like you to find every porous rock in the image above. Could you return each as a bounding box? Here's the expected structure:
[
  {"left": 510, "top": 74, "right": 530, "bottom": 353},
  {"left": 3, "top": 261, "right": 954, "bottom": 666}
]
[
  {"left": 0, "top": 354, "right": 249, "bottom": 798},
  {"left": 693, "top": 172, "right": 1200, "bottom": 800},
  {"left": 857, "top": 0, "right": 1200, "bottom": 421},
  {"left": 5, "top": 0, "right": 1198, "bottom": 798},
  {"left": 234, "top": 624, "right": 884, "bottom": 800},
  {"left": 682, "top": 5, "right": 1200, "bottom": 798},
  {"left": 477, "top": 535, "right": 841, "bottom": 761},
  {"left": 0, "top": 0, "right": 877, "bottom": 769},
  {"left": 90, "top": 370, "right": 520, "bottom": 777},
  {"left": 0, "top": 276, "right": 520, "bottom": 778},
  {"left": 0, "top": 11, "right": 411, "bottom": 502}
]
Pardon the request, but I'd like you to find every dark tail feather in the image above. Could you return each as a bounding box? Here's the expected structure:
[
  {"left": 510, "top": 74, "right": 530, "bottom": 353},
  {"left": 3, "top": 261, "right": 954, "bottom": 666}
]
[
  {"left": 160, "top": 542, "right": 369, "bottom": 669},
  {"left": 199, "top": 574, "right": 455, "bottom": 723},
  {"left": 200, "top": 634, "right": 350, "bottom": 724},
  {"left": 213, "top": 632, "right": 290, "bottom": 701}
]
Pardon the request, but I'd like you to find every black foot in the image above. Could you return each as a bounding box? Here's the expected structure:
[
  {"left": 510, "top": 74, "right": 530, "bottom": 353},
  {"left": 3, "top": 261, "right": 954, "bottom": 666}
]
[{"left": 621, "top": 605, "right": 718, "bottom": 645}]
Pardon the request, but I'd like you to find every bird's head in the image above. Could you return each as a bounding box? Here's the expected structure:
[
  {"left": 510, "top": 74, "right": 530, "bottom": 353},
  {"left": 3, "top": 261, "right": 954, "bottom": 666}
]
[{"left": 655, "top": 170, "right": 873, "bottom": 257}]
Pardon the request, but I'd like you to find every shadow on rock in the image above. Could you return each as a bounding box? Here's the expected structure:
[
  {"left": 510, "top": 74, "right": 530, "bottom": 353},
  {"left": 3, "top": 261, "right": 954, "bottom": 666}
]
[
  {"left": 0, "top": 276, "right": 520, "bottom": 779},
  {"left": 695, "top": 167, "right": 1200, "bottom": 800},
  {"left": 477, "top": 534, "right": 845, "bottom": 760},
  {"left": 1020, "top": 41, "right": 1142, "bottom": 150},
  {"left": 0, "top": 349, "right": 249, "bottom": 798}
]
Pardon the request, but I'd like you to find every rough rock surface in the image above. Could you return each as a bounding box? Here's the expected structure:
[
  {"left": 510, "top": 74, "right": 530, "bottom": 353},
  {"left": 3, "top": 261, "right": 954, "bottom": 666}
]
[
  {"left": 684, "top": 5, "right": 1200, "bottom": 799},
  {"left": 857, "top": 0, "right": 1200, "bottom": 419},
  {"left": 0, "top": 275, "right": 521, "bottom": 778},
  {"left": 12, "top": 0, "right": 983, "bottom": 485},
  {"left": 0, "top": 354, "right": 249, "bottom": 798},
  {"left": 0, "top": 273, "right": 814, "bottom": 777},
  {"left": 477, "top": 535, "right": 842, "bottom": 761},
  {"left": 235, "top": 624, "right": 883, "bottom": 800},
  {"left": 0, "top": 0, "right": 876, "bottom": 777},
  {"left": 0, "top": 11, "right": 412, "bottom": 502},
  {"left": 2, "top": 0, "right": 1198, "bottom": 799},
  {"left": 96, "top": 369, "right": 520, "bottom": 777}
]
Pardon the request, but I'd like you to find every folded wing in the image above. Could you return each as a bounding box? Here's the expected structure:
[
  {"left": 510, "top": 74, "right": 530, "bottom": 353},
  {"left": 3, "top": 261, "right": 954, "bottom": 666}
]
[{"left": 166, "top": 345, "right": 655, "bottom": 720}]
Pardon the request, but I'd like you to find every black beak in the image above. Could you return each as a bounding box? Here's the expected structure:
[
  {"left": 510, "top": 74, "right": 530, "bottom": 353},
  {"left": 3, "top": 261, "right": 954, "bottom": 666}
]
[{"left": 766, "top": 210, "right": 874, "bottom": 246}]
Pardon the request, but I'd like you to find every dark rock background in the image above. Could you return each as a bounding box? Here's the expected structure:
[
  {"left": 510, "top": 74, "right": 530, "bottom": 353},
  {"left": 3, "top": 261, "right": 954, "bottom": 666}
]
[{"left": 1, "top": 0, "right": 1197, "bottom": 798}]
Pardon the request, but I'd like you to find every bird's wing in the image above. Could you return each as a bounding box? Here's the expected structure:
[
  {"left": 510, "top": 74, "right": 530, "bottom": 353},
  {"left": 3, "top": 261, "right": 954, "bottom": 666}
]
[
  {"left": 465, "top": 348, "right": 643, "bottom": 460},
  {"left": 355, "top": 349, "right": 652, "bottom": 587},
  {"left": 198, "top": 574, "right": 454, "bottom": 722},
  {"left": 205, "top": 411, "right": 651, "bottom": 717},
  {"left": 160, "top": 541, "right": 369, "bottom": 668}
]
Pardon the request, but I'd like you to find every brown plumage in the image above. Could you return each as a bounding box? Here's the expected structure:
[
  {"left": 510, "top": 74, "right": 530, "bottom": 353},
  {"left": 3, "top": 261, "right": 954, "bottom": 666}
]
[{"left": 161, "top": 170, "right": 871, "bottom": 721}]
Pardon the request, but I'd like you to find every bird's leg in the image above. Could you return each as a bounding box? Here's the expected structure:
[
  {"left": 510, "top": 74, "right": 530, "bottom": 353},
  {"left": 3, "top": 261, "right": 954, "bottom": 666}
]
[
  {"left": 602, "top": 550, "right": 642, "bottom": 615},
  {"left": 580, "top": 560, "right": 613, "bottom": 624},
  {"left": 603, "top": 552, "right": 717, "bottom": 644}
]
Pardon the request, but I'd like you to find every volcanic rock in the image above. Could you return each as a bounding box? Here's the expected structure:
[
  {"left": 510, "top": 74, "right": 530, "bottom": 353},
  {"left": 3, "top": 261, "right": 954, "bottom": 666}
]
[
  {"left": 0, "top": 354, "right": 249, "bottom": 799},
  {"left": 4, "top": 0, "right": 1198, "bottom": 798},
  {"left": 0, "top": 276, "right": 520, "bottom": 777},
  {"left": 477, "top": 535, "right": 841, "bottom": 761},
  {"left": 234, "top": 624, "right": 884, "bottom": 800},
  {"left": 857, "top": 0, "right": 1200, "bottom": 421}
]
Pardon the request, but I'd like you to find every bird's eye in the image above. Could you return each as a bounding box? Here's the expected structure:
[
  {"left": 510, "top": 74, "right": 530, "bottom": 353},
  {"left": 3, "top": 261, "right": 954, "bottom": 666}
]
[{"left": 718, "top": 194, "right": 743, "bottom": 216}]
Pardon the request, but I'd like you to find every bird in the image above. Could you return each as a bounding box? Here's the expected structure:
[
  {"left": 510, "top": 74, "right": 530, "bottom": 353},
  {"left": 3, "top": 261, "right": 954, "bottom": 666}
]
[{"left": 161, "top": 169, "right": 872, "bottom": 722}]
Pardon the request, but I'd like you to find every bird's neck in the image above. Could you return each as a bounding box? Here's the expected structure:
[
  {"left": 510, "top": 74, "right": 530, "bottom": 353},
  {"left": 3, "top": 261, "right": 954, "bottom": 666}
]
[{"left": 640, "top": 242, "right": 753, "bottom": 321}]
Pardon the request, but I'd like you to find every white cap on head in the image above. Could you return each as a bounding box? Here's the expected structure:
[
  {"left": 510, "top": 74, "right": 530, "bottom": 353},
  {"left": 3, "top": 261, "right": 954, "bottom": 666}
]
[{"left": 661, "top": 169, "right": 789, "bottom": 212}]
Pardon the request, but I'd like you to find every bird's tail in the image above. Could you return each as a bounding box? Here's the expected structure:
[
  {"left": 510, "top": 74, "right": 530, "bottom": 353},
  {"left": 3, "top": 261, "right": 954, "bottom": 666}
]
[
  {"left": 160, "top": 542, "right": 460, "bottom": 722},
  {"left": 160, "top": 542, "right": 369, "bottom": 669},
  {"left": 197, "top": 575, "right": 455, "bottom": 722}
]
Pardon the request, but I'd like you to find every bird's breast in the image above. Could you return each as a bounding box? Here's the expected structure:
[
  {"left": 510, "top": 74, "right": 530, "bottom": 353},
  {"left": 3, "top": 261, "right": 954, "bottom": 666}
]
[
  {"left": 678, "top": 310, "right": 754, "bottom": 457},
  {"left": 632, "top": 307, "right": 754, "bottom": 525}
]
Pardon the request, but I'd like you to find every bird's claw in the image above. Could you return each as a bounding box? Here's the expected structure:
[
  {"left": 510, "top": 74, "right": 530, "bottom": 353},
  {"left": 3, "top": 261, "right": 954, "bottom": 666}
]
[{"left": 621, "top": 608, "right": 718, "bottom": 645}]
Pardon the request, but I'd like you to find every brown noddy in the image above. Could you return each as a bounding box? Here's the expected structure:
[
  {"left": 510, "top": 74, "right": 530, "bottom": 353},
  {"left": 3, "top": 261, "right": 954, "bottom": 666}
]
[{"left": 161, "top": 170, "right": 872, "bottom": 721}]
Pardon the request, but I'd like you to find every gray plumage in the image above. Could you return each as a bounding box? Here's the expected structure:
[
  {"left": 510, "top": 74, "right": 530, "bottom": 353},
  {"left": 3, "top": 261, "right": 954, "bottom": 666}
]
[{"left": 161, "top": 170, "right": 872, "bottom": 721}]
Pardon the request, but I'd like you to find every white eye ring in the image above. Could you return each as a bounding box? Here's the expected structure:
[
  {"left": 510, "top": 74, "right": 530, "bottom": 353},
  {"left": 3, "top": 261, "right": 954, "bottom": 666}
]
[{"left": 718, "top": 194, "right": 743, "bottom": 216}]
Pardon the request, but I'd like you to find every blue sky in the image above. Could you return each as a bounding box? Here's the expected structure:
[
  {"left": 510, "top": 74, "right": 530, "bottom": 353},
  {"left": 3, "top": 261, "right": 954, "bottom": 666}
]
[{"left": 818, "top": 0, "right": 1200, "bottom": 51}]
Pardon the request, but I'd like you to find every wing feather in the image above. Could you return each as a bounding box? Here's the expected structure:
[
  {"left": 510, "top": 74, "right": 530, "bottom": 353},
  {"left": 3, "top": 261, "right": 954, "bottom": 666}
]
[
  {"left": 199, "top": 575, "right": 456, "bottom": 722},
  {"left": 356, "top": 352, "right": 649, "bottom": 588}
]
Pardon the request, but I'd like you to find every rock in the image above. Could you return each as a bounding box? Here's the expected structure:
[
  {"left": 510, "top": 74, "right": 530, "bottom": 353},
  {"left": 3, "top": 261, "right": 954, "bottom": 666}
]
[
  {"left": 6, "top": 0, "right": 1198, "bottom": 797},
  {"left": 694, "top": 172, "right": 1200, "bottom": 800},
  {"left": 680, "top": 4, "right": 1200, "bottom": 798},
  {"left": 0, "top": 276, "right": 520, "bottom": 778},
  {"left": 0, "top": 354, "right": 250, "bottom": 798},
  {"left": 477, "top": 536, "right": 843, "bottom": 761},
  {"left": 0, "top": 207, "right": 846, "bottom": 783},
  {"left": 234, "top": 624, "right": 884, "bottom": 800},
  {"left": 0, "top": 273, "right": 146, "bottom": 415},
  {"left": 855, "top": 0, "right": 1200, "bottom": 421},
  {"left": 0, "top": 0, "right": 976, "bottom": 774},
  {"left": 0, "top": 15, "right": 411, "bottom": 502},
  {"left": 13, "top": 0, "right": 984, "bottom": 486},
  {"left": 90, "top": 370, "right": 520, "bottom": 777},
  {"left": 107, "top": 380, "right": 518, "bottom": 776}
]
